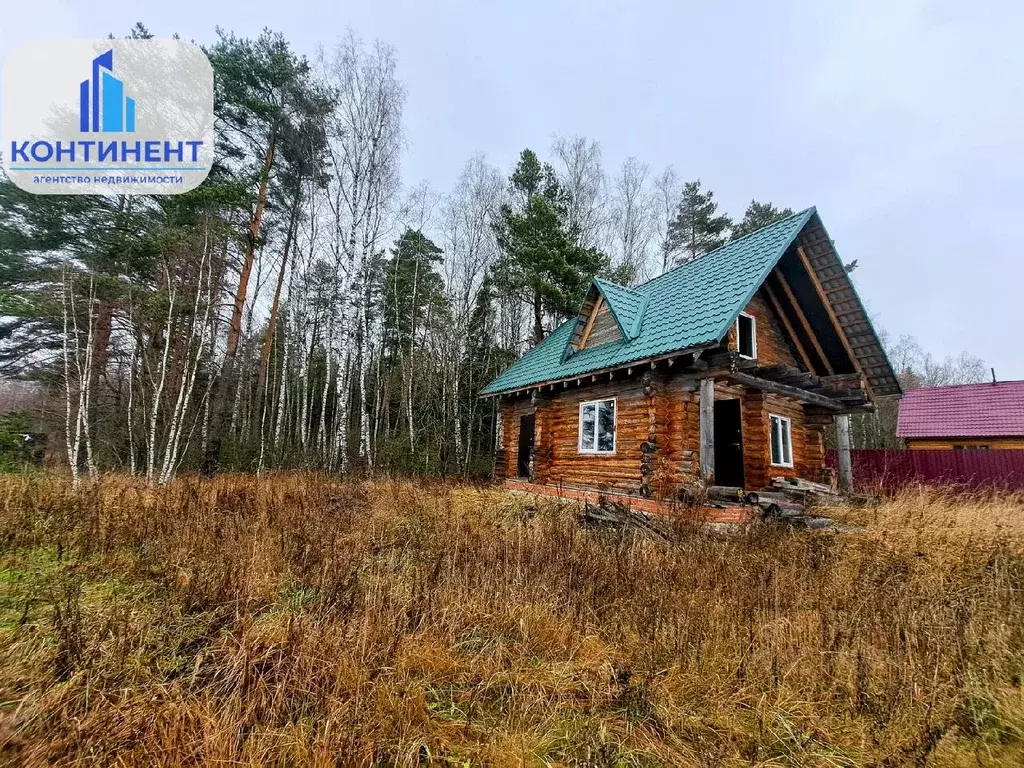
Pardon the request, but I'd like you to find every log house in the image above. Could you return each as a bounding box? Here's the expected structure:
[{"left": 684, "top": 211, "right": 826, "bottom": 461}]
[{"left": 481, "top": 208, "right": 902, "bottom": 499}]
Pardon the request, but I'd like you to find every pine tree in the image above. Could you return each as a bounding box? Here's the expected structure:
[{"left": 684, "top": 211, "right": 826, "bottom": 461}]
[
  {"left": 731, "top": 200, "right": 794, "bottom": 240},
  {"left": 664, "top": 180, "right": 732, "bottom": 265},
  {"left": 203, "top": 29, "right": 334, "bottom": 474},
  {"left": 492, "top": 150, "right": 610, "bottom": 345},
  {"left": 383, "top": 229, "right": 446, "bottom": 357}
]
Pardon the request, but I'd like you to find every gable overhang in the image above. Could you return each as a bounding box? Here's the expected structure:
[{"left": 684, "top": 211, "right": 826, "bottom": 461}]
[
  {"left": 709, "top": 209, "right": 902, "bottom": 400},
  {"left": 785, "top": 214, "right": 902, "bottom": 397}
]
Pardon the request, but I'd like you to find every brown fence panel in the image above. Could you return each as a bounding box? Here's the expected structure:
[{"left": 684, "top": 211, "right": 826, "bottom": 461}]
[{"left": 826, "top": 449, "right": 1024, "bottom": 491}]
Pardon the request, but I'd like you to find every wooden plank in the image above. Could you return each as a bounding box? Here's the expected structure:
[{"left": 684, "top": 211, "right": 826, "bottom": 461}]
[
  {"left": 761, "top": 282, "right": 815, "bottom": 373},
  {"left": 587, "top": 303, "right": 624, "bottom": 347},
  {"left": 795, "top": 246, "right": 874, "bottom": 400},
  {"left": 577, "top": 295, "right": 604, "bottom": 349},
  {"left": 834, "top": 309, "right": 866, "bottom": 323},
  {"left": 699, "top": 377, "right": 715, "bottom": 484},
  {"left": 772, "top": 269, "right": 835, "bottom": 376}
]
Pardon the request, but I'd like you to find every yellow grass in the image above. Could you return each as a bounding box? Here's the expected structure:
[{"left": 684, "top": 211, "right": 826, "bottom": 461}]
[{"left": 1, "top": 473, "right": 1024, "bottom": 766}]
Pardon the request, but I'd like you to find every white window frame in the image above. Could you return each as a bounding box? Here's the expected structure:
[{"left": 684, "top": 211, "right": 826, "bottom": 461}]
[
  {"left": 578, "top": 397, "right": 617, "bottom": 455},
  {"left": 736, "top": 312, "right": 757, "bottom": 359},
  {"left": 769, "top": 413, "right": 793, "bottom": 467}
]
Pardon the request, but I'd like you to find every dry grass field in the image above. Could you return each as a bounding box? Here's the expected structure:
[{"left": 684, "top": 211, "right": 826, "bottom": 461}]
[{"left": 1, "top": 474, "right": 1024, "bottom": 766}]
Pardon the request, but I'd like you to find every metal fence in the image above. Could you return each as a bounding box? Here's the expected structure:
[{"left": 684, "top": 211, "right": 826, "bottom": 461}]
[{"left": 825, "top": 449, "right": 1024, "bottom": 492}]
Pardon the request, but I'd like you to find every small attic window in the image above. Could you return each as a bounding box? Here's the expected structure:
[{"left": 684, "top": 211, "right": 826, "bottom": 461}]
[{"left": 737, "top": 313, "right": 756, "bottom": 359}]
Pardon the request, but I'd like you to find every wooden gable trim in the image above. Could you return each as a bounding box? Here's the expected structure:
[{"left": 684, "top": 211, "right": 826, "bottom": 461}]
[
  {"left": 795, "top": 246, "right": 875, "bottom": 400},
  {"left": 772, "top": 268, "right": 835, "bottom": 376},
  {"left": 795, "top": 221, "right": 901, "bottom": 396},
  {"left": 578, "top": 294, "right": 604, "bottom": 349},
  {"left": 760, "top": 283, "right": 815, "bottom": 373}
]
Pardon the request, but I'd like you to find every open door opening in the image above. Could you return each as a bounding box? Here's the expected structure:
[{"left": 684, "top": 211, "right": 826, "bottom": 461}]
[
  {"left": 713, "top": 399, "right": 744, "bottom": 488},
  {"left": 517, "top": 413, "right": 535, "bottom": 479}
]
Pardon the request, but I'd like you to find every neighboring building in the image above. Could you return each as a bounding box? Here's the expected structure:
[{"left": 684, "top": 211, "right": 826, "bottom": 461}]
[
  {"left": 480, "top": 208, "right": 901, "bottom": 500},
  {"left": 897, "top": 381, "right": 1024, "bottom": 450}
]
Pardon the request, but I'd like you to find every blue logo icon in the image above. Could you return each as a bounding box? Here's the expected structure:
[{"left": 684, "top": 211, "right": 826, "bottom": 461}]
[{"left": 79, "top": 50, "right": 135, "bottom": 133}]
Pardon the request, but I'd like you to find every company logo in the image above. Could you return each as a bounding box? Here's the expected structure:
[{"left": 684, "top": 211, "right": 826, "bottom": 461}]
[
  {"left": 1, "top": 39, "right": 214, "bottom": 195},
  {"left": 80, "top": 50, "right": 136, "bottom": 133}
]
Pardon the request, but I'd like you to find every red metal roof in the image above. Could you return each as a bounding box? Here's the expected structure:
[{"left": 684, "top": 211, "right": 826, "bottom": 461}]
[{"left": 897, "top": 380, "right": 1024, "bottom": 439}]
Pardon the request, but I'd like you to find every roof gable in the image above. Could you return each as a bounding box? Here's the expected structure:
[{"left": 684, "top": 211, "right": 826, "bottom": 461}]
[
  {"left": 481, "top": 207, "right": 899, "bottom": 397},
  {"left": 592, "top": 277, "right": 648, "bottom": 340},
  {"left": 786, "top": 216, "right": 902, "bottom": 397},
  {"left": 563, "top": 278, "right": 649, "bottom": 360},
  {"left": 897, "top": 381, "right": 1024, "bottom": 439}
]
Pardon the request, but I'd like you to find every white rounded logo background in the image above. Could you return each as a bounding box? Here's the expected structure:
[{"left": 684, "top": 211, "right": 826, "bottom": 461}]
[{"left": 2, "top": 38, "right": 214, "bottom": 195}]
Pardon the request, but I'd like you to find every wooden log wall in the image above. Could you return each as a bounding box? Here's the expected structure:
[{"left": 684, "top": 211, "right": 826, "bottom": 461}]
[
  {"left": 585, "top": 302, "right": 624, "bottom": 348},
  {"left": 741, "top": 391, "right": 770, "bottom": 490},
  {"left": 740, "top": 392, "right": 828, "bottom": 488},
  {"left": 651, "top": 374, "right": 700, "bottom": 495},
  {"left": 494, "top": 396, "right": 535, "bottom": 481},
  {"left": 535, "top": 377, "right": 651, "bottom": 493},
  {"left": 906, "top": 438, "right": 1024, "bottom": 450},
  {"left": 495, "top": 371, "right": 831, "bottom": 492},
  {"left": 725, "top": 290, "right": 801, "bottom": 368}
]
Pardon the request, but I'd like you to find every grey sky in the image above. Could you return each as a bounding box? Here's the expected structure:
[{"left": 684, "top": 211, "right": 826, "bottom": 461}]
[{"left": 3, "top": 0, "right": 1023, "bottom": 377}]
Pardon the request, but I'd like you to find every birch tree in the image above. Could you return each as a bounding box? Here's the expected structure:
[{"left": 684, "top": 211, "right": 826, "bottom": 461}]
[
  {"left": 61, "top": 268, "right": 98, "bottom": 487},
  {"left": 551, "top": 135, "right": 607, "bottom": 250},
  {"left": 440, "top": 156, "right": 505, "bottom": 469},
  {"left": 609, "top": 157, "right": 657, "bottom": 284},
  {"left": 653, "top": 166, "right": 682, "bottom": 273},
  {"left": 320, "top": 32, "right": 404, "bottom": 470}
]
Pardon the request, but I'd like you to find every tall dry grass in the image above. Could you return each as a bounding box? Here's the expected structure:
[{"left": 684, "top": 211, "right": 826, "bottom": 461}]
[{"left": 1, "top": 474, "right": 1024, "bottom": 766}]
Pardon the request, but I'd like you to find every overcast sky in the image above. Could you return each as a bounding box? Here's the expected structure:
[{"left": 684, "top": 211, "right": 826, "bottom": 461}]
[{"left": 3, "top": 0, "right": 1023, "bottom": 378}]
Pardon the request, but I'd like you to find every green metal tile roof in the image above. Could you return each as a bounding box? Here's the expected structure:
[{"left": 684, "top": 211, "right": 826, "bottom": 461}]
[
  {"left": 590, "top": 277, "right": 649, "bottom": 340},
  {"left": 481, "top": 207, "right": 816, "bottom": 395}
]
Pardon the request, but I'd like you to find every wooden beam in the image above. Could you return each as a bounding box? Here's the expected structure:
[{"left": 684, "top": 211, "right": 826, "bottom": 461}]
[
  {"left": 772, "top": 269, "right": 835, "bottom": 376},
  {"left": 795, "top": 246, "right": 874, "bottom": 400},
  {"left": 577, "top": 295, "right": 603, "bottom": 349},
  {"left": 822, "top": 372, "right": 864, "bottom": 389},
  {"left": 699, "top": 377, "right": 715, "bottom": 484},
  {"left": 762, "top": 282, "right": 815, "bottom": 373},
  {"left": 835, "top": 413, "right": 853, "bottom": 492},
  {"left": 729, "top": 371, "right": 847, "bottom": 411}
]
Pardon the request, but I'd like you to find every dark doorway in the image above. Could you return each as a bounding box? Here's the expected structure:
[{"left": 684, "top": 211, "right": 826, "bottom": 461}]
[
  {"left": 517, "top": 414, "right": 535, "bottom": 478},
  {"left": 713, "top": 399, "right": 745, "bottom": 488}
]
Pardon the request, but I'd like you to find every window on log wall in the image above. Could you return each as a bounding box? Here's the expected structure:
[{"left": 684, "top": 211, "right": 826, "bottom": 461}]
[
  {"left": 737, "top": 312, "right": 756, "bottom": 359},
  {"left": 579, "top": 398, "right": 616, "bottom": 454},
  {"left": 770, "top": 414, "right": 793, "bottom": 467}
]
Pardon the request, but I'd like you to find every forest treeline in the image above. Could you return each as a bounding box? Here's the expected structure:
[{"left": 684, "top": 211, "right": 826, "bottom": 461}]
[{"left": 0, "top": 24, "right": 988, "bottom": 484}]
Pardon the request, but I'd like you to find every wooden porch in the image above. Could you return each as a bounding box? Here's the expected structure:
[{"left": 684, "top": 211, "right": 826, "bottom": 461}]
[{"left": 699, "top": 360, "right": 870, "bottom": 492}]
